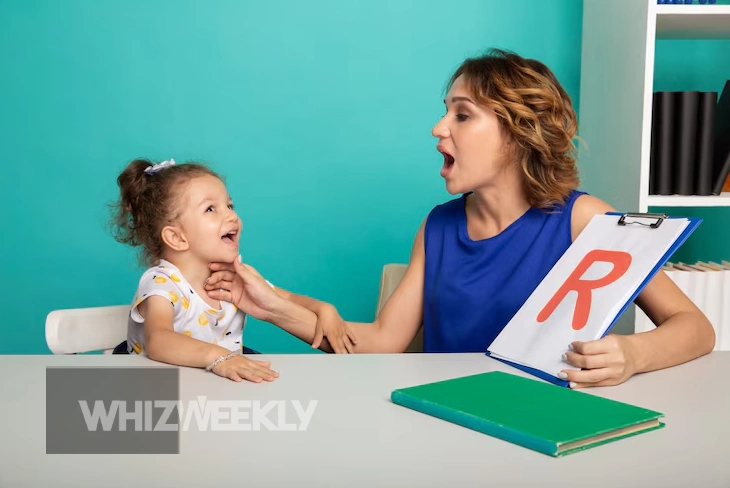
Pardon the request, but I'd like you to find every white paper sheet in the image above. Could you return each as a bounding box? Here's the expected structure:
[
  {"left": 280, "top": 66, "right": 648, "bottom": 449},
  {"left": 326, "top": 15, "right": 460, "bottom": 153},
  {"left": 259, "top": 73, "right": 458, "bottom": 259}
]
[{"left": 487, "top": 214, "right": 690, "bottom": 379}]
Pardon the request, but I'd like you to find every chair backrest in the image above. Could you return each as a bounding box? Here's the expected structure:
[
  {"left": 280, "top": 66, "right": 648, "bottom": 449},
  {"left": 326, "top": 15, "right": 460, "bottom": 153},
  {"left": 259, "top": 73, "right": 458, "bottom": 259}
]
[
  {"left": 376, "top": 264, "right": 423, "bottom": 353},
  {"left": 46, "top": 305, "right": 130, "bottom": 354}
]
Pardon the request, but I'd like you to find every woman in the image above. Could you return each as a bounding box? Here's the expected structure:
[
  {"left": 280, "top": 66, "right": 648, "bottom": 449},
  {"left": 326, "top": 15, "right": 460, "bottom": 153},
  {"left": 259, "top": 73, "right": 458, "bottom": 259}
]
[{"left": 205, "top": 49, "right": 715, "bottom": 388}]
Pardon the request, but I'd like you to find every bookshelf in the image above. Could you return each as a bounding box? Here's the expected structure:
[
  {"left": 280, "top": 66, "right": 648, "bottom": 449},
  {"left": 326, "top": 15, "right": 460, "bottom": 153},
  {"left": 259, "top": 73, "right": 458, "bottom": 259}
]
[
  {"left": 656, "top": 4, "right": 730, "bottom": 39},
  {"left": 578, "top": 0, "right": 730, "bottom": 333},
  {"left": 646, "top": 193, "right": 730, "bottom": 207}
]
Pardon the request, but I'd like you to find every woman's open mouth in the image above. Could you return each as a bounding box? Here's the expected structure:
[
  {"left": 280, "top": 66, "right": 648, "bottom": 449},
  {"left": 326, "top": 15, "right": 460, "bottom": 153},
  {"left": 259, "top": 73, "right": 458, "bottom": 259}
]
[{"left": 440, "top": 150, "right": 455, "bottom": 177}]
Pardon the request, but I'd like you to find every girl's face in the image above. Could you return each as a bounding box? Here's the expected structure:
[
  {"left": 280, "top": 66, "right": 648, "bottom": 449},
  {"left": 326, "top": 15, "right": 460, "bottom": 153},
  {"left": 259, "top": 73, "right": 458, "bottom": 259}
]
[
  {"left": 431, "top": 75, "right": 515, "bottom": 195},
  {"left": 169, "top": 175, "right": 242, "bottom": 265}
]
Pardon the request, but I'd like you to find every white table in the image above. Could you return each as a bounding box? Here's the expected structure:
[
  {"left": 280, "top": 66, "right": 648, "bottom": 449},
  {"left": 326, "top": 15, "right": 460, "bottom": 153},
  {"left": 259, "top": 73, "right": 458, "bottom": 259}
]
[{"left": 1, "top": 352, "right": 728, "bottom": 487}]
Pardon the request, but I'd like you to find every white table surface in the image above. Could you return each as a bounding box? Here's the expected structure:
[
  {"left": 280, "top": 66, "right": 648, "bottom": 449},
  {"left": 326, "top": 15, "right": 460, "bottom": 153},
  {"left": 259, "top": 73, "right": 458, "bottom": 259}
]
[{"left": 1, "top": 352, "right": 728, "bottom": 487}]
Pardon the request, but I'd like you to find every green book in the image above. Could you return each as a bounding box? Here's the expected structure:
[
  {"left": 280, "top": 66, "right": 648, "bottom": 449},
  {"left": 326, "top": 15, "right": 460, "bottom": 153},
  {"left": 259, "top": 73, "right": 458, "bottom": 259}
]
[{"left": 390, "top": 371, "right": 664, "bottom": 457}]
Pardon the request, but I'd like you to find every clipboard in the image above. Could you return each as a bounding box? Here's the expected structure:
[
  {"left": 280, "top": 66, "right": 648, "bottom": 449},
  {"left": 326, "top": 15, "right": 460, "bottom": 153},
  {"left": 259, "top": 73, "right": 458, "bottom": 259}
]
[{"left": 486, "top": 212, "right": 702, "bottom": 387}]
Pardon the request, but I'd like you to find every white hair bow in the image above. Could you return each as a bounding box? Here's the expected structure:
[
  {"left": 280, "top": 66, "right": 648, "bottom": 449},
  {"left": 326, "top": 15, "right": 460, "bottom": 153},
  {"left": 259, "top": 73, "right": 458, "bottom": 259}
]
[{"left": 145, "top": 159, "right": 176, "bottom": 175}]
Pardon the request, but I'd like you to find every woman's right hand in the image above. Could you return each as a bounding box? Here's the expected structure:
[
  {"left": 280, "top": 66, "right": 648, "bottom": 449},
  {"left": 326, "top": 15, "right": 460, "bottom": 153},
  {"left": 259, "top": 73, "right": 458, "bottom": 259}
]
[
  {"left": 205, "top": 256, "right": 282, "bottom": 320},
  {"left": 211, "top": 354, "right": 279, "bottom": 383}
]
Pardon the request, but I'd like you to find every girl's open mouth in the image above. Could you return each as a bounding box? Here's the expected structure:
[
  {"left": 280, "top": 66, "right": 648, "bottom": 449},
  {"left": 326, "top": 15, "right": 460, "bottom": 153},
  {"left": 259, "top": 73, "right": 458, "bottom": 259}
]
[{"left": 221, "top": 230, "right": 238, "bottom": 244}]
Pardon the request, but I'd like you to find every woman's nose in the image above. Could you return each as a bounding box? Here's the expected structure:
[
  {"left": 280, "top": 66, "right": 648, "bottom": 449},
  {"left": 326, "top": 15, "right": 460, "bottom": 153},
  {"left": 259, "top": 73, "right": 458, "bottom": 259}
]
[{"left": 431, "top": 117, "right": 448, "bottom": 139}]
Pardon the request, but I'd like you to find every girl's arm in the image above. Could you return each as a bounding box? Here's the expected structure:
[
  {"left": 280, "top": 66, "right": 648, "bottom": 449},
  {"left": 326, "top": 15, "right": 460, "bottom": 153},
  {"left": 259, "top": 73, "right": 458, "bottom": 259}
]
[{"left": 139, "top": 296, "right": 278, "bottom": 382}]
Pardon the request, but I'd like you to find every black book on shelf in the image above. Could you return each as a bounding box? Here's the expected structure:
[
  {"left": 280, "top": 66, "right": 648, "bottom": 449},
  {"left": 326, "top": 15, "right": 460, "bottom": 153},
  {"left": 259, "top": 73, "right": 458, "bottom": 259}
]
[
  {"left": 654, "top": 91, "right": 676, "bottom": 195},
  {"left": 695, "top": 91, "right": 717, "bottom": 196},
  {"left": 712, "top": 80, "right": 730, "bottom": 195},
  {"left": 649, "top": 92, "right": 660, "bottom": 195},
  {"left": 674, "top": 91, "right": 700, "bottom": 195}
]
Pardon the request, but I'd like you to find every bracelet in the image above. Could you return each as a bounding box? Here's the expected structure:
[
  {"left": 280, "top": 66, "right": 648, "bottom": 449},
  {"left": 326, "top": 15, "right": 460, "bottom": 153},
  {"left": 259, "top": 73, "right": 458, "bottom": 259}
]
[{"left": 205, "top": 351, "right": 240, "bottom": 371}]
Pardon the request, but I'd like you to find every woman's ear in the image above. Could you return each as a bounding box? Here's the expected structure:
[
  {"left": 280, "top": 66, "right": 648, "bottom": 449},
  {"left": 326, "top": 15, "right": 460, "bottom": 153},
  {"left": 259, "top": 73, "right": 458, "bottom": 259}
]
[{"left": 161, "top": 225, "right": 189, "bottom": 252}]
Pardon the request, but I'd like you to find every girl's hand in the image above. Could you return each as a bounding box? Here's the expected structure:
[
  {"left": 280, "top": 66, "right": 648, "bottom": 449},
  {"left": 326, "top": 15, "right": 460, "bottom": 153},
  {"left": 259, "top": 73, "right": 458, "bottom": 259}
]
[
  {"left": 312, "top": 305, "right": 358, "bottom": 353},
  {"left": 560, "top": 335, "right": 638, "bottom": 388},
  {"left": 211, "top": 354, "right": 279, "bottom": 383}
]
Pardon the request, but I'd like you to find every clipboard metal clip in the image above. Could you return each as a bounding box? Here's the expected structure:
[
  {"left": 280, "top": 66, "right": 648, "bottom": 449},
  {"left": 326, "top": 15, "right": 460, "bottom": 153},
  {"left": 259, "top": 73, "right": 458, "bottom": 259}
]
[{"left": 617, "top": 212, "right": 667, "bottom": 229}]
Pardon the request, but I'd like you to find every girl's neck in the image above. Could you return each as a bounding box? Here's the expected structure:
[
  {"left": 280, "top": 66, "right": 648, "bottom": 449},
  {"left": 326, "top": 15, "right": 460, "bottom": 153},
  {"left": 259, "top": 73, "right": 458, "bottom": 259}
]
[{"left": 159, "top": 253, "right": 221, "bottom": 309}]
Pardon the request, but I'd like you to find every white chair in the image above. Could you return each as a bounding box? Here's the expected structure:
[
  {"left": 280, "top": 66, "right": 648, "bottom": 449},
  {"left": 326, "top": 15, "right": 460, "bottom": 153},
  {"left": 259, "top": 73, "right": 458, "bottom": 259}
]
[
  {"left": 45, "top": 305, "right": 130, "bottom": 354},
  {"left": 376, "top": 263, "right": 423, "bottom": 353}
]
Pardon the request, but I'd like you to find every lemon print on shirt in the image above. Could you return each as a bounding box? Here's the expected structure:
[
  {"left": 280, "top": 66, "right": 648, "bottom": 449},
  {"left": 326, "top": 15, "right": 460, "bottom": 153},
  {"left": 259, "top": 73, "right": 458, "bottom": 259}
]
[
  {"left": 169, "top": 291, "right": 179, "bottom": 303},
  {"left": 182, "top": 297, "right": 189, "bottom": 309},
  {"left": 154, "top": 276, "right": 167, "bottom": 284},
  {"left": 170, "top": 273, "right": 181, "bottom": 283},
  {"left": 198, "top": 313, "right": 209, "bottom": 326},
  {"left": 132, "top": 342, "right": 142, "bottom": 354},
  {"left": 183, "top": 330, "right": 192, "bottom": 337}
]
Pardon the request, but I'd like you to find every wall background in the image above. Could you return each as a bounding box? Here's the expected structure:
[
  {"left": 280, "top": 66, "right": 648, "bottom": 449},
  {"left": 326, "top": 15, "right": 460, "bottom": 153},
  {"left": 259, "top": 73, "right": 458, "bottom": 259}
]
[{"left": 0, "top": 0, "right": 727, "bottom": 354}]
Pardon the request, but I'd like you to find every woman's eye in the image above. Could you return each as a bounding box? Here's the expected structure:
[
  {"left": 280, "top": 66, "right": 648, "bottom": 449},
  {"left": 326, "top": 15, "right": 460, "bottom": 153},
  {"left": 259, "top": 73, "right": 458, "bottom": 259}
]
[{"left": 456, "top": 114, "right": 468, "bottom": 122}]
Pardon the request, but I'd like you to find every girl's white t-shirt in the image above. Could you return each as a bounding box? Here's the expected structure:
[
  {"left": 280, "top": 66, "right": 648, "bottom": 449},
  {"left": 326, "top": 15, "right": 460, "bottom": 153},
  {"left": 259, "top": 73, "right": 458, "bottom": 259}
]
[{"left": 126, "top": 259, "right": 252, "bottom": 355}]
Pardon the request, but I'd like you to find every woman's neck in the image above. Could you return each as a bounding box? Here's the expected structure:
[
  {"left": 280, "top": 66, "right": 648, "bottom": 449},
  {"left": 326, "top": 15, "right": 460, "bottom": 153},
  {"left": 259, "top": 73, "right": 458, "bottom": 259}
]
[{"left": 466, "top": 174, "right": 531, "bottom": 241}]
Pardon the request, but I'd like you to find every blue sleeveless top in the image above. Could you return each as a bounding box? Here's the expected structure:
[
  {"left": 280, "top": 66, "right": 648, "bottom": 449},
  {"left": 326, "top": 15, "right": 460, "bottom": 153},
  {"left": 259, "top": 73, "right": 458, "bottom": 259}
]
[{"left": 422, "top": 190, "right": 585, "bottom": 353}]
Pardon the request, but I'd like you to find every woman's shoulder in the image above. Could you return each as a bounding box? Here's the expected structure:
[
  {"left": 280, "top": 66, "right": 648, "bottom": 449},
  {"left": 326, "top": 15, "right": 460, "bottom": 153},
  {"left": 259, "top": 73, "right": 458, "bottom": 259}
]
[{"left": 569, "top": 192, "right": 616, "bottom": 242}]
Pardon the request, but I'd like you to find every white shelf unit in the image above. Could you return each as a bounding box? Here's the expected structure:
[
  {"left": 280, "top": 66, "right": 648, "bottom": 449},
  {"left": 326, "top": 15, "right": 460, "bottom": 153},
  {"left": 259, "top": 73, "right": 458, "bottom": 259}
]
[
  {"left": 579, "top": 0, "right": 730, "bottom": 214},
  {"left": 578, "top": 0, "right": 730, "bottom": 333}
]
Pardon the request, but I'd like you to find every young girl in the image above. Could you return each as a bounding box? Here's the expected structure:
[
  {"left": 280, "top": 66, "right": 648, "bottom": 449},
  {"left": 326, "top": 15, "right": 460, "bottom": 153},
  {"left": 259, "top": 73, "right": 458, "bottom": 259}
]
[{"left": 111, "top": 158, "right": 356, "bottom": 383}]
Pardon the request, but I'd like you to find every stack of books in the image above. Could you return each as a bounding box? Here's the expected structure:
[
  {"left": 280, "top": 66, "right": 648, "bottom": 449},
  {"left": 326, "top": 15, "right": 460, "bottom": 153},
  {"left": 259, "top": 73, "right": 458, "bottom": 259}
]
[
  {"left": 657, "top": 1, "right": 718, "bottom": 4},
  {"left": 636, "top": 260, "right": 730, "bottom": 351},
  {"left": 649, "top": 81, "right": 730, "bottom": 196}
]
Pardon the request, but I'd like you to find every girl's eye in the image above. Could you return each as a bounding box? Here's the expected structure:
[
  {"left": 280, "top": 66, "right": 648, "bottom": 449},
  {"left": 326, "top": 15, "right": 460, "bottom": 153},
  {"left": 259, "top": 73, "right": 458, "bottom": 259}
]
[
  {"left": 228, "top": 204, "right": 234, "bottom": 210},
  {"left": 206, "top": 206, "right": 215, "bottom": 212}
]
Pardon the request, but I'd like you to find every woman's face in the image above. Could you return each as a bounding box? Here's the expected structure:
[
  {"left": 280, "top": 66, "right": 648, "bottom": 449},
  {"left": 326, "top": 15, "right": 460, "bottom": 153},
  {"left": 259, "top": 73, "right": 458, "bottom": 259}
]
[{"left": 431, "top": 75, "right": 514, "bottom": 195}]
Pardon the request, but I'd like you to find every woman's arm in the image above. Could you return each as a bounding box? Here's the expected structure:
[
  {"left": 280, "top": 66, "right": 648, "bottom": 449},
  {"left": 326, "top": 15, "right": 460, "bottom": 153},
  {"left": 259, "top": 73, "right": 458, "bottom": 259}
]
[
  {"left": 244, "top": 220, "right": 428, "bottom": 353},
  {"left": 562, "top": 195, "right": 715, "bottom": 387}
]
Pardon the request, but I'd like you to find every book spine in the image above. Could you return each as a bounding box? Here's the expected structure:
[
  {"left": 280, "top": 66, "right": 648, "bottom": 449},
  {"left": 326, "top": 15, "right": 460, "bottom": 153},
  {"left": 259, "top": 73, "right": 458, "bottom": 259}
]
[
  {"left": 674, "top": 91, "right": 700, "bottom": 195},
  {"left": 655, "top": 92, "right": 676, "bottom": 195},
  {"left": 390, "top": 391, "right": 558, "bottom": 457},
  {"left": 712, "top": 80, "right": 730, "bottom": 195},
  {"left": 649, "top": 93, "right": 661, "bottom": 195},
  {"left": 695, "top": 91, "right": 717, "bottom": 196}
]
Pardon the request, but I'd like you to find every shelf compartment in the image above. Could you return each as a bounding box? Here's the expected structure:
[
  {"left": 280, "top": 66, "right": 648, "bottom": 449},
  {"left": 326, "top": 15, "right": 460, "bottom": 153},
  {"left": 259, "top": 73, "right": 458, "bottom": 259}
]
[
  {"left": 656, "top": 4, "right": 730, "bottom": 39},
  {"left": 646, "top": 192, "right": 730, "bottom": 206}
]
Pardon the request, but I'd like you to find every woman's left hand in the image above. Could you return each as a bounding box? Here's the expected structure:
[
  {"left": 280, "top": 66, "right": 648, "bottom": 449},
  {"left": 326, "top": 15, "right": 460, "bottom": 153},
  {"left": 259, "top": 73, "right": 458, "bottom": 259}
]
[{"left": 560, "top": 334, "right": 639, "bottom": 388}]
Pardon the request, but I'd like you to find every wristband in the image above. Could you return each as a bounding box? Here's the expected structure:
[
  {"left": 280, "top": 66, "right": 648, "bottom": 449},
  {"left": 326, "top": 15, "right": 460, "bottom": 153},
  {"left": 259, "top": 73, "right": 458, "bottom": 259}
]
[{"left": 205, "top": 351, "right": 240, "bottom": 371}]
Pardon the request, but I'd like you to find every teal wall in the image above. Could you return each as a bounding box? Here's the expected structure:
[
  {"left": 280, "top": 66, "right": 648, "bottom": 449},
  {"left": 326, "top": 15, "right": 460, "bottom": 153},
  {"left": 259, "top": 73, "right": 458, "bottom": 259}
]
[
  {"left": 0, "top": 0, "right": 584, "bottom": 354},
  {"left": 651, "top": 38, "right": 730, "bottom": 264},
  {"left": 3, "top": 1, "right": 728, "bottom": 355}
]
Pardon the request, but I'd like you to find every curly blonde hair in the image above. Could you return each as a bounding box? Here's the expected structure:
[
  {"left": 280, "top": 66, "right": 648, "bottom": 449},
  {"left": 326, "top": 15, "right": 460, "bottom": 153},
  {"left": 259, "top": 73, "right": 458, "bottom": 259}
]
[{"left": 448, "top": 48, "right": 580, "bottom": 209}]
